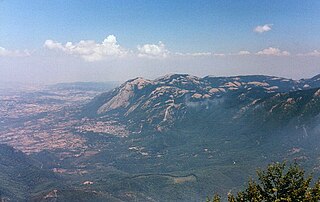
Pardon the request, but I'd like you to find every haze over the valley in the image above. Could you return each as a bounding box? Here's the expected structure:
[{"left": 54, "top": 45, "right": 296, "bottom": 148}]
[
  {"left": 2, "top": 1, "right": 320, "bottom": 200},
  {"left": 1, "top": 0, "right": 320, "bottom": 84}
]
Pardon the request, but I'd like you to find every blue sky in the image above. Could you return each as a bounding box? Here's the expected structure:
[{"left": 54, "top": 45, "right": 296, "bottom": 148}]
[{"left": 1, "top": 0, "right": 320, "bottom": 83}]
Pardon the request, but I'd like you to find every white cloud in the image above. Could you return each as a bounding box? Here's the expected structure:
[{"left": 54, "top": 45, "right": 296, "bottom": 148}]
[
  {"left": 175, "top": 52, "right": 212, "bottom": 57},
  {"left": 213, "top": 53, "right": 226, "bottom": 57},
  {"left": 254, "top": 24, "right": 273, "bottom": 33},
  {"left": 137, "top": 41, "right": 169, "bottom": 58},
  {"left": 0, "top": 47, "right": 30, "bottom": 57},
  {"left": 297, "top": 50, "right": 320, "bottom": 56},
  {"left": 237, "top": 50, "right": 251, "bottom": 55},
  {"left": 43, "top": 40, "right": 64, "bottom": 50},
  {"left": 44, "top": 35, "right": 127, "bottom": 62},
  {"left": 190, "top": 52, "right": 212, "bottom": 56},
  {"left": 43, "top": 34, "right": 293, "bottom": 61},
  {"left": 256, "top": 47, "right": 290, "bottom": 56},
  {"left": 175, "top": 52, "right": 227, "bottom": 57}
]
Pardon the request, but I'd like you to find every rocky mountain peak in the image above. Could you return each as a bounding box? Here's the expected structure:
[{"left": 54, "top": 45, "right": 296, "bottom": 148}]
[
  {"left": 88, "top": 73, "right": 320, "bottom": 132},
  {"left": 123, "top": 77, "right": 154, "bottom": 90}
]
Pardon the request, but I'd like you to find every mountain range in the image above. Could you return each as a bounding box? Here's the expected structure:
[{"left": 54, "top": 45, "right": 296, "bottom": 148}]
[
  {"left": 85, "top": 73, "right": 320, "bottom": 132},
  {"left": 1, "top": 74, "right": 320, "bottom": 201},
  {"left": 77, "top": 73, "right": 320, "bottom": 200}
]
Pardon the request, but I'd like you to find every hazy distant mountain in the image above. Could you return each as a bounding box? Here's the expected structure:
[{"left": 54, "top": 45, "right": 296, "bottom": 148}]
[
  {"left": 48, "top": 81, "right": 120, "bottom": 92},
  {"left": 78, "top": 74, "right": 320, "bottom": 200},
  {"left": 2, "top": 74, "right": 320, "bottom": 201},
  {"left": 85, "top": 74, "right": 320, "bottom": 132}
]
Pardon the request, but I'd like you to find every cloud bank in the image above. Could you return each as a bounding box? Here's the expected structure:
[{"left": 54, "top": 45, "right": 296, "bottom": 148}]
[
  {"left": 254, "top": 24, "right": 273, "bottom": 33},
  {"left": 137, "top": 41, "right": 169, "bottom": 58},
  {"left": 237, "top": 51, "right": 251, "bottom": 55},
  {"left": 42, "top": 34, "right": 320, "bottom": 62},
  {"left": 0, "top": 47, "right": 30, "bottom": 57},
  {"left": 297, "top": 50, "right": 320, "bottom": 57},
  {"left": 44, "top": 35, "right": 127, "bottom": 62},
  {"left": 256, "top": 47, "right": 290, "bottom": 56},
  {"left": 175, "top": 52, "right": 225, "bottom": 57}
]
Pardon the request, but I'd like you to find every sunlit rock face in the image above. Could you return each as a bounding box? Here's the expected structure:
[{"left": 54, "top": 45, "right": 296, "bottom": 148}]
[{"left": 87, "top": 74, "right": 320, "bottom": 132}]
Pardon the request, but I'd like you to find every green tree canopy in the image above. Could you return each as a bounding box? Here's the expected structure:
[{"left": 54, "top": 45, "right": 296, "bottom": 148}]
[{"left": 209, "top": 162, "right": 320, "bottom": 202}]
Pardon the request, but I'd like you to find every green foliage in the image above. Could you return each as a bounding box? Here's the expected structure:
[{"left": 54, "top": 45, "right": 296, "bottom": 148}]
[
  {"left": 228, "top": 192, "right": 236, "bottom": 202},
  {"left": 206, "top": 194, "right": 221, "bottom": 202},
  {"left": 234, "top": 179, "right": 263, "bottom": 201},
  {"left": 256, "top": 162, "right": 311, "bottom": 201},
  {"left": 209, "top": 162, "right": 320, "bottom": 201}
]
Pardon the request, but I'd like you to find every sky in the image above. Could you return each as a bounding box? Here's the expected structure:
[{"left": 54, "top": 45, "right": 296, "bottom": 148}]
[{"left": 1, "top": 0, "right": 320, "bottom": 84}]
